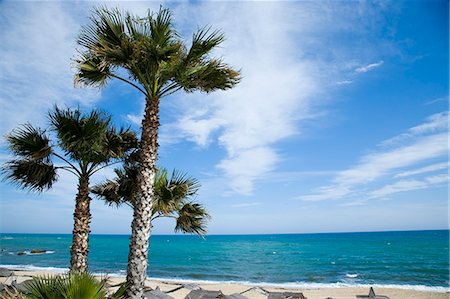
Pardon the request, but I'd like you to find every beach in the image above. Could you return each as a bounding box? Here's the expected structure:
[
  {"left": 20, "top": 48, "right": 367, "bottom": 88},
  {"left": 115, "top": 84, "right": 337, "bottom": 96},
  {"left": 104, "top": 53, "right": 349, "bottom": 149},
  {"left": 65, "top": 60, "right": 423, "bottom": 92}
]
[{"left": 1, "top": 268, "right": 448, "bottom": 299}]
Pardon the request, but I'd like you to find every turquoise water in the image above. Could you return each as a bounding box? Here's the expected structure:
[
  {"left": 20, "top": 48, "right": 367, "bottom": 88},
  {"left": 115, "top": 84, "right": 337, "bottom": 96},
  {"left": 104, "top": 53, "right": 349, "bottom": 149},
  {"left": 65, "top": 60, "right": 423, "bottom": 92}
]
[{"left": 0, "top": 230, "right": 448, "bottom": 290}]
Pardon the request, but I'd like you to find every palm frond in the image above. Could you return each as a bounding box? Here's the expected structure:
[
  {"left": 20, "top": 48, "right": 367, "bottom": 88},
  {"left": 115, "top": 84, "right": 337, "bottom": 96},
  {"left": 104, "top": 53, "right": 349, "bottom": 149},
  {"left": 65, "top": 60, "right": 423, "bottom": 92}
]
[
  {"left": 102, "top": 128, "right": 138, "bottom": 159},
  {"left": 148, "top": 7, "right": 176, "bottom": 48},
  {"left": 186, "top": 27, "right": 225, "bottom": 63},
  {"left": 63, "top": 272, "right": 107, "bottom": 299},
  {"left": 175, "top": 202, "right": 209, "bottom": 236},
  {"left": 176, "top": 58, "right": 240, "bottom": 93},
  {"left": 92, "top": 163, "right": 138, "bottom": 207},
  {"left": 48, "top": 106, "right": 110, "bottom": 162},
  {"left": 91, "top": 179, "right": 122, "bottom": 207},
  {"left": 6, "top": 124, "right": 52, "bottom": 161},
  {"left": 25, "top": 272, "right": 108, "bottom": 299},
  {"left": 2, "top": 159, "right": 57, "bottom": 192},
  {"left": 74, "top": 52, "right": 112, "bottom": 88},
  {"left": 24, "top": 274, "right": 65, "bottom": 299}
]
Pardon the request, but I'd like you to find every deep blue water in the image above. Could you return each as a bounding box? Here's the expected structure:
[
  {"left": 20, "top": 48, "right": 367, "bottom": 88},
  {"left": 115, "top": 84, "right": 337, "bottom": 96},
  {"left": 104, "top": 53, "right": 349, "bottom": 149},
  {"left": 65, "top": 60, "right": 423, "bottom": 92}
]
[{"left": 0, "top": 230, "right": 448, "bottom": 290}]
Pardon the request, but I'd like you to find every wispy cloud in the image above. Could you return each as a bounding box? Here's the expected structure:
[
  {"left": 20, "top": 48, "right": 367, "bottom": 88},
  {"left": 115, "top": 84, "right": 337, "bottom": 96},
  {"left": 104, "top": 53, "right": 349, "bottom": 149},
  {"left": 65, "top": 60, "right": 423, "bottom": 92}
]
[
  {"left": 369, "top": 174, "right": 448, "bottom": 198},
  {"left": 299, "top": 112, "right": 448, "bottom": 201},
  {"left": 394, "top": 162, "right": 449, "bottom": 178},
  {"left": 355, "top": 60, "right": 384, "bottom": 73},
  {"left": 231, "top": 202, "right": 261, "bottom": 208},
  {"left": 381, "top": 111, "right": 448, "bottom": 147},
  {"left": 336, "top": 80, "right": 353, "bottom": 85},
  {"left": 424, "top": 96, "right": 448, "bottom": 106}
]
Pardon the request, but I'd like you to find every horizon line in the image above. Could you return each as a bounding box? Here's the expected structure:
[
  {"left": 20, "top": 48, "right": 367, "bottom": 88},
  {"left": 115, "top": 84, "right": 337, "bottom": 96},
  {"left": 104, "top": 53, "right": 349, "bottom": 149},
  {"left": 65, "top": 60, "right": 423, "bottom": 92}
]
[{"left": 1, "top": 228, "right": 448, "bottom": 237}]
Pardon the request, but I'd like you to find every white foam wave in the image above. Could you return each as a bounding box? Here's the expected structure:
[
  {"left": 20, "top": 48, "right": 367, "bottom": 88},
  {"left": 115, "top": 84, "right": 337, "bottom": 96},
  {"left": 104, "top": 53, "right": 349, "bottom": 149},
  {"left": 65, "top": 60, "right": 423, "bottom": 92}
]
[
  {"left": 143, "top": 277, "right": 449, "bottom": 293},
  {"left": 0, "top": 264, "right": 448, "bottom": 293},
  {"left": 1, "top": 237, "right": 13, "bottom": 240},
  {"left": 346, "top": 274, "right": 358, "bottom": 278},
  {"left": 0, "top": 264, "right": 68, "bottom": 273}
]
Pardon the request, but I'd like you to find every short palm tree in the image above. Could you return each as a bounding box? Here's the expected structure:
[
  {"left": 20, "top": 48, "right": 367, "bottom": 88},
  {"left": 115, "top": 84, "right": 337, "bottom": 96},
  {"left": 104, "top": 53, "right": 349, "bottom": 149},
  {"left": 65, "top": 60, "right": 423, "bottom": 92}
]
[
  {"left": 75, "top": 6, "right": 240, "bottom": 296},
  {"left": 2, "top": 107, "right": 137, "bottom": 272},
  {"left": 24, "top": 272, "right": 127, "bottom": 299},
  {"left": 92, "top": 160, "right": 209, "bottom": 236}
]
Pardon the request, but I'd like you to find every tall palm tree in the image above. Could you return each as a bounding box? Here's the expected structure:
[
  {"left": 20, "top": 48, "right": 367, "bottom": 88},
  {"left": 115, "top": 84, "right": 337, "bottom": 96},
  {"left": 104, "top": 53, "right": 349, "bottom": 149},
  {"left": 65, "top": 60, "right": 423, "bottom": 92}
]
[
  {"left": 2, "top": 107, "right": 137, "bottom": 272},
  {"left": 74, "top": 6, "right": 240, "bottom": 296},
  {"left": 92, "top": 161, "right": 209, "bottom": 236}
]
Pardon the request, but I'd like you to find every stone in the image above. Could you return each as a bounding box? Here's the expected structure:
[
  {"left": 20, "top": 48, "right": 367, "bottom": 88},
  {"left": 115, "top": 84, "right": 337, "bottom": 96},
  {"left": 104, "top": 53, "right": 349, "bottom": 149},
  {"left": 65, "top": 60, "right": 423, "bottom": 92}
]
[{"left": 0, "top": 268, "right": 14, "bottom": 277}]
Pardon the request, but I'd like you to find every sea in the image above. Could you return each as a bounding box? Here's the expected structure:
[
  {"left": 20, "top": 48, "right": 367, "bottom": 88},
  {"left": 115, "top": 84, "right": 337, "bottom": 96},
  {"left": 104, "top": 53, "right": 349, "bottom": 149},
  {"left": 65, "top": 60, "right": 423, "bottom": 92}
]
[{"left": 0, "top": 230, "right": 448, "bottom": 292}]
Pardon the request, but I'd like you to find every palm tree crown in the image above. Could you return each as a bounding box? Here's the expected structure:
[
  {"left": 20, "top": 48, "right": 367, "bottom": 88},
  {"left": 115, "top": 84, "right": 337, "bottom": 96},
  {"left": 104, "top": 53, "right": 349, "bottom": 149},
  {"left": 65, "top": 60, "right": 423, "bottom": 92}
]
[
  {"left": 93, "top": 160, "right": 209, "bottom": 236},
  {"left": 75, "top": 7, "right": 240, "bottom": 98},
  {"left": 4, "top": 107, "right": 136, "bottom": 189}
]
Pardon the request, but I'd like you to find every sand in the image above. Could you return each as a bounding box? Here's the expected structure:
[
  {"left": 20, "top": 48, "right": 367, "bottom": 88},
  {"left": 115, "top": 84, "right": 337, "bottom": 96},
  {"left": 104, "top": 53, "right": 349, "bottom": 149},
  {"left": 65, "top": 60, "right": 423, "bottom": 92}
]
[{"left": 0, "top": 268, "right": 448, "bottom": 299}]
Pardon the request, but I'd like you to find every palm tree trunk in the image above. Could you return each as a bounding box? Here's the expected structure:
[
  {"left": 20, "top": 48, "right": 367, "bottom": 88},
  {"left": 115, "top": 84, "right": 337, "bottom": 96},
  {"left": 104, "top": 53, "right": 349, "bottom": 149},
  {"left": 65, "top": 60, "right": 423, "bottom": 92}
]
[
  {"left": 70, "top": 176, "right": 91, "bottom": 272},
  {"left": 126, "top": 96, "right": 160, "bottom": 298}
]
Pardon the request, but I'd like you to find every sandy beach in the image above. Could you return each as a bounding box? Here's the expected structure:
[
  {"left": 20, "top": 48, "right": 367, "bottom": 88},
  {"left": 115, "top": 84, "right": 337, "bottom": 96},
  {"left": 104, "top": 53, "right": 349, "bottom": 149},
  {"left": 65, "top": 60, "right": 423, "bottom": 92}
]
[{"left": 1, "top": 268, "right": 448, "bottom": 299}]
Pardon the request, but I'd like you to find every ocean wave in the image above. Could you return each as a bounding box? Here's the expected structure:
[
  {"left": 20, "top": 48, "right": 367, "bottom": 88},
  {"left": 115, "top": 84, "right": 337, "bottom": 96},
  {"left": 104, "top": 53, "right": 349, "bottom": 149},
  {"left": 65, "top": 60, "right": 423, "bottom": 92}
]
[
  {"left": 0, "top": 264, "right": 68, "bottom": 273},
  {"left": 1, "top": 237, "right": 13, "bottom": 240},
  {"left": 0, "top": 264, "right": 448, "bottom": 293},
  {"left": 345, "top": 274, "right": 358, "bottom": 278}
]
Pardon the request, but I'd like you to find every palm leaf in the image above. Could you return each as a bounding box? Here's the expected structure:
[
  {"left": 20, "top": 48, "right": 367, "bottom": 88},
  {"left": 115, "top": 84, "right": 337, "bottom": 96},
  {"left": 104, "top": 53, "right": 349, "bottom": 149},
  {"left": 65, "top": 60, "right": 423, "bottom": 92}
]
[
  {"left": 186, "top": 27, "right": 225, "bottom": 63},
  {"left": 175, "top": 202, "right": 209, "bottom": 236},
  {"left": 74, "top": 52, "right": 112, "bottom": 88},
  {"left": 6, "top": 124, "right": 52, "bottom": 161},
  {"left": 63, "top": 272, "right": 107, "bottom": 299},
  {"left": 48, "top": 106, "right": 110, "bottom": 162},
  {"left": 2, "top": 159, "right": 57, "bottom": 192},
  {"left": 24, "top": 274, "right": 65, "bottom": 299}
]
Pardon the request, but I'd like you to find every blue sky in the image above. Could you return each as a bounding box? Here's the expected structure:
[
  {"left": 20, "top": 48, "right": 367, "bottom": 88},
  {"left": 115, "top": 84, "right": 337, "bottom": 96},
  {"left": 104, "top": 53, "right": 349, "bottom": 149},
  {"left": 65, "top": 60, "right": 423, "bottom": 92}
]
[{"left": 0, "top": 1, "right": 448, "bottom": 235}]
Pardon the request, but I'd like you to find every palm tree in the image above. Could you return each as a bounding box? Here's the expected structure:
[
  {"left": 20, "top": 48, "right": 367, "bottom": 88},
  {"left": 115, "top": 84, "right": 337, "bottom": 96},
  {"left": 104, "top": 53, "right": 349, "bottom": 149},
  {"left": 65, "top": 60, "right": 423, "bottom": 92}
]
[
  {"left": 2, "top": 107, "right": 137, "bottom": 272},
  {"left": 92, "top": 160, "right": 209, "bottom": 236},
  {"left": 74, "top": 6, "right": 240, "bottom": 296}
]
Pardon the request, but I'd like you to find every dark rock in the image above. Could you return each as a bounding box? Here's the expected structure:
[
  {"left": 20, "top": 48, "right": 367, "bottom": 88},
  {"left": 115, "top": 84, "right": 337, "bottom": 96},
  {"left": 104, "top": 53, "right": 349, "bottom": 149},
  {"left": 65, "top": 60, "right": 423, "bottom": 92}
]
[
  {"left": 30, "top": 249, "right": 47, "bottom": 254},
  {"left": 17, "top": 251, "right": 26, "bottom": 256}
]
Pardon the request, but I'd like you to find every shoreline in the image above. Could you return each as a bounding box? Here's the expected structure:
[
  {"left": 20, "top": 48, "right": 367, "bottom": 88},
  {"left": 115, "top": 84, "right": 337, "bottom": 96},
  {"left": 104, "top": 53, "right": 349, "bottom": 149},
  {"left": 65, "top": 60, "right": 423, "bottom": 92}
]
[{"left": 1, "top": 266, "right": 448, "bottom": 299}]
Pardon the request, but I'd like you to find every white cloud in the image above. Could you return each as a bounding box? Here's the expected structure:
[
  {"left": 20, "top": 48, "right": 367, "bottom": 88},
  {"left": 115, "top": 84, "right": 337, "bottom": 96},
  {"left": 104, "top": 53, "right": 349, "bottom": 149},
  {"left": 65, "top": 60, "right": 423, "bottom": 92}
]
[
  {"left": 0, "top": 2, "right": 100, "bottom": 140},
  {"left": 369, "top": 174, "right": 448, "bottom": 198},
  {"left": 394, "top": 162, "right": 449, "bottom": 178},
  {"left": 159, "top": 1, "right": 392, "bottom": 195},
  {"left": 336, "top": 80, "right": 353, "bottom": 85},
  {"left": 299, "top": 112, "right": 448, "bottom": 201},
  {"left": 424, "top": 96, "right": 448, "bottom": 106},
  {"left": 355, "top": 60, "right": 384, "bottom": 73},
  {"left": 231, "top": 202, "right": 261, "bottom": 208},
  {"left": 218, "top": 147, "right": 278, "bottom": 195},
  {"left": 381, "top": 111, "right": 448, "bottom": 147}
]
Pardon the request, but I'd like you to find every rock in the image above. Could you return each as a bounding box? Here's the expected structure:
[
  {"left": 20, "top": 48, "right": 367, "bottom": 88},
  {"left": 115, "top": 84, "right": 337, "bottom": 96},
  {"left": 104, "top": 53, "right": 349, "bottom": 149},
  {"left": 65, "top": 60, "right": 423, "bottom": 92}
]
[
  {"left": 185, "top": 290, "right": 224, "bottom": 299},
  {"left": 30, "top": 249, "right": 47, "bottom": 254},
  {"left": 183, "top": 284, "right": 200, "bottom": 290},
  {"left": 17, "top": 251, "right": 26, "bottom": 256},
  {"left": 0, "top": 268, "right": 14, "bottom": 277},
  {"left": 223, "top": 294, "right": 249, "bottom": 299},
  {"left": 12, "top": 280, "right": 31, "bottom": 294},
  {"left": 144, "top": 287, "right": 175, "bottom": 299}
]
